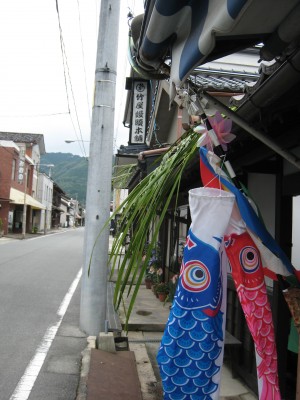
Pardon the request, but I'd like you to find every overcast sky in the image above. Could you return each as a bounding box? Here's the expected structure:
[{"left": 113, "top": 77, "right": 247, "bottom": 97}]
[{"left": 0, "top": 0, "right": 143, "bottom": 157}]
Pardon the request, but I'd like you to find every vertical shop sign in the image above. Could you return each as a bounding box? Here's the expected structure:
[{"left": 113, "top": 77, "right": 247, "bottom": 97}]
[
  {"left": 18, "top": 144, "right": 26, "bottom": 184},
  {"left": 130, "top": 81, "right": 147, "bottom": 144}
]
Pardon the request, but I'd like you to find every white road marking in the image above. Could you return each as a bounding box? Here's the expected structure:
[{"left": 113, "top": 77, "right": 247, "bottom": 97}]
[
  {"left": 24, "top": 230, "right": 69, "bottom": 241},
  {"left": 9, "top": 268, "right": 83, "bottom": 400},
  {"left": 0, "top": 230, "right": 69, "bottom": 245}
]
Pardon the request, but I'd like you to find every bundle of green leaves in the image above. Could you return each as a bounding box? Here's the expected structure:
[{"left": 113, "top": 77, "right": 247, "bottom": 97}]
[{"left": 108, "top": 129, "right": 199, "bottom": 325}]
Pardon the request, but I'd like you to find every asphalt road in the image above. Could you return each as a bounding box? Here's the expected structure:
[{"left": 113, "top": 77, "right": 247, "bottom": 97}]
[{"left": 0, "top": 228, "right": 86, "bottom": 400}]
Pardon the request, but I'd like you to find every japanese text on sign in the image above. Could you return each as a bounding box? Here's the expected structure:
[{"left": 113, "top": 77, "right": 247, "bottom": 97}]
[
  {"left": 130, "top": 81, "right": 147, "bottom": 144},
  {"left": 18, "top": 145, "right": 26, "bottom": 184}
]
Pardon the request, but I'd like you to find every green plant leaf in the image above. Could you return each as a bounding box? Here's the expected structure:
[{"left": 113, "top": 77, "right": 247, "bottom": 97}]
[{"left": 109, "top": 130, "right": 200, "bottom": 326}]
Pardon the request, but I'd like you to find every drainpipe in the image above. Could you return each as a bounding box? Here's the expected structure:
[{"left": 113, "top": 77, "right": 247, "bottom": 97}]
[{"left": 138, "top": 147, "right": 170, "bottom": 161}]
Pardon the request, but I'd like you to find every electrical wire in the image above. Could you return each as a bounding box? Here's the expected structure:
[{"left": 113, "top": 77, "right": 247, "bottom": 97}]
[
  {"left": 76, "top": 0, "right": 92, "bottom": 124},
  {"left": 113, "top": 27, "right": 129, "bottom": 152},
  {"left": 55, "top": 0, "right": 71, "bottom": 115},
  {"left": 0, "top": 112, "right": 69, "bottom": 118},
  {"left": 113, "top": 3, "right": 138, "bottom": 152},
  {"left": 55, "top": 0, "right": 87, "bottom": 159},
  {"left": 62, "top": 39, "right": 88, "bottom": 159}
]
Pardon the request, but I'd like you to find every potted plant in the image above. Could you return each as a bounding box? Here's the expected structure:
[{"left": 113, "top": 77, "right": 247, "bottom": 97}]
[
  {"left": 155, "top": 282, "right": 169, "bottom": 302},
  {"left": 151, "top": 267, "right": 163, "bottom": 288},
  {"left": 168, "top": 274, "right": 179, "bottom": 303},
  {"left": 145, "top": 271, "right": 152, "bottom": 289},
  {"left": 144, "top": 244, "right": 163, "bottom": 289}
]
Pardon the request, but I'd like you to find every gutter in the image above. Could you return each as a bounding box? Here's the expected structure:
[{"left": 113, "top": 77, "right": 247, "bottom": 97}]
[
  {"left": 191, "top": 67, "right": 259, "bottom": 80},
  {"left": 207, "top": 91, "right": 243, "bottom": 98},
  {"left": 197, "top": 48, "right": 300, "bottom": 170},
  {"left": 233, "top": 48, "right": 300, "bottom": 121}
]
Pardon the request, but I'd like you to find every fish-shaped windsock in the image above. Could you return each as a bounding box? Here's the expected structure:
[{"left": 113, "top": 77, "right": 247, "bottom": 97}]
[
  {"left": 157, "top": 187, "right": 235, "bottom": 400},
  {"left": 199, "top": 146, "right": 294, "bottom": 278},
  {"left": 224, "top": 230, "right": 281, "bottom": 400}
]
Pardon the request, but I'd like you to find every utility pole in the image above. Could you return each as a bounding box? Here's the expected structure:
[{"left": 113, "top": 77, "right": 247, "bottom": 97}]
[
  {"left": 80, "top": 0, "right": 120, "bottom": 335},
  {"left": 22, "top": 168, "right": 28, "bottom": 239}
]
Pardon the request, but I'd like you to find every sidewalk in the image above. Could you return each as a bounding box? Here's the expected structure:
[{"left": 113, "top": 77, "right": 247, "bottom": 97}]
[
  {"left": 114, "top": 285, "right": 257, "bottom": 400},
  {"left": 80, "top": 237, "right": 258, "bottom": 399}
]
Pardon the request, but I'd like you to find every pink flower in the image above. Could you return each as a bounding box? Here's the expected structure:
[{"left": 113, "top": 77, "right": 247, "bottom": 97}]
[
  {"left": 199, "top": 112, "right": 236, "bottom": 151},
  {"left": 172, "top": 274, "right": 179, "bottom": 284},
  {"left": 157, "top": 268, "right": 163, "bottom": 276}
]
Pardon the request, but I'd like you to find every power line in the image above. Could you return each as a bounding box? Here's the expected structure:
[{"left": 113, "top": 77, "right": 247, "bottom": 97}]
[
  {"left": 55, "top": 0, "right": 87, "bottom": 159},
  {"left": 0, "top": 112, "right": 69, "bottom": 118},
  {"left": 61, "top": 37, "right": 88, "bottom": 159},
  {"left": 76, "top": 0, "right": 92, "bottom": 125},
  {"left": 113, "top": 7, "right": 132, "bottom": 152},
  {"left": 55, "top": 0, "right": 71, "bottom": 115}
]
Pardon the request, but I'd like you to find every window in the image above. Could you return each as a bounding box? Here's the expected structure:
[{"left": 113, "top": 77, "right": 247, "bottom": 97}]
[
  {"left": 26, "top": 168, "right": 30, "bottom": 188},
  {"left": 11, "top": 159, "right": 16, "bottom": 180}
]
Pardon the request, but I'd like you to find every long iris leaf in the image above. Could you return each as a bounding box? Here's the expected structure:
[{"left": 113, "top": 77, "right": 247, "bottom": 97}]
[{"left": 109, "top": 130, "right": 199, "bottom": 327}]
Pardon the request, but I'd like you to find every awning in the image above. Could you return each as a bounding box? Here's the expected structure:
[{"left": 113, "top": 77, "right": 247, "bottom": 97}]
[
  {"left": 134, "top": 0, "right": 300, "bottom": 86},
  {"left": 9, "top": 188, "right": 46, "bottom": 210}
]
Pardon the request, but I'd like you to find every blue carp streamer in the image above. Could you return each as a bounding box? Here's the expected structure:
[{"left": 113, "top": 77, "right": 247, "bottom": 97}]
[{"left": 157, "top": 230, "right": 224, "bottom": 399}]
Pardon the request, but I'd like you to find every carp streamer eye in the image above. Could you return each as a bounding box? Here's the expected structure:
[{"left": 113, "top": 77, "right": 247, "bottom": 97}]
[
  {"left": 240, "top": 246, "right": 260, "bottom": 273},
  {"left": 181, "top": 261, "right": 211, "bottom": 292}
]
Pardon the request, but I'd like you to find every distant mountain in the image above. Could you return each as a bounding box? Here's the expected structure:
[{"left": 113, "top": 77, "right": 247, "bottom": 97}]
[{"left": 40, "top": 153, "right": 88, "bottom": 205}]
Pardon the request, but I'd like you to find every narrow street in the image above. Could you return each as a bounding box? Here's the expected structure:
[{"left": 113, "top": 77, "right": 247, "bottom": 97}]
[{"left": 0, "top": 228, "right": 85, "bottom": 400}]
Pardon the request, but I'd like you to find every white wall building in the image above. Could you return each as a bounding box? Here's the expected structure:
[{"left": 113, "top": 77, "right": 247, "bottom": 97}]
[{"left": 36, "top": 172, "right": 53, "bottom": 232}]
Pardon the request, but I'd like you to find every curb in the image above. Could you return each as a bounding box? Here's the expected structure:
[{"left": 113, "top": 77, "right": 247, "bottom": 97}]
[
  {"left": 128, "top": 332, "right": 161, "bottom": 400},
  {"left": 76, "top": 336, "right": 96, "bottom": 400}
]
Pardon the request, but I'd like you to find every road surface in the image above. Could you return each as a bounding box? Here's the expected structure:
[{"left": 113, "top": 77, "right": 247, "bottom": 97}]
[{"left": 0, "top": 228, "right": 86, "bottom": 400}]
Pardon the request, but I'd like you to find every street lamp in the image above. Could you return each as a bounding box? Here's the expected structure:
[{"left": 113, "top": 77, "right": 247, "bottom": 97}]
[
  {"left": 22, "top": 168, "right": 29, "bottom": 239},
  {"left": 65, "top": 140, "right": 89, "bottom": 161},
  {"left": 65, "top": 140, "right": 90, "bottom": 143}
]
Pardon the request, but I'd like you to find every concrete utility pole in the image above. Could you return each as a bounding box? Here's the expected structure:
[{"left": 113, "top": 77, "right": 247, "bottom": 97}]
[
  {"left": 22, "top": 168, "right": 28, "bottom": 239},
  {"left": 80, "top": 0, "right": 120, "bottom": 335}
]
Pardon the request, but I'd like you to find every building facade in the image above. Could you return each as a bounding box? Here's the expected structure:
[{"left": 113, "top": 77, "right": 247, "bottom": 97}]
[
  {"left": 36, "top": 172, "right": 53, "bottom": 233},
  {"left": 114, "top": 2, "right": 300, "bottom": 395},
  {"left": 0, "top": 132, "right": 45, "bottom": 235}
]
